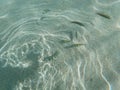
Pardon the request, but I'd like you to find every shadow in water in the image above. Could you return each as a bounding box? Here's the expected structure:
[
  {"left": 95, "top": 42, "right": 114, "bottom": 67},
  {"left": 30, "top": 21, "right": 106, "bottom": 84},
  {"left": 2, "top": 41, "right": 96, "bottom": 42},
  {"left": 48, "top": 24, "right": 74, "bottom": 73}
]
[{"left": 0, "top": 50, "right": 40, "bottom": 90}]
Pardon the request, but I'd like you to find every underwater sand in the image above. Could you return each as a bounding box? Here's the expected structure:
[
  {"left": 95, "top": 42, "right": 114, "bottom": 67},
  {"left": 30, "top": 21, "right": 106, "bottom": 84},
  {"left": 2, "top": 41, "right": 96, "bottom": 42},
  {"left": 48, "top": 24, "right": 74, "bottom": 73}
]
[{"left": 0, "top": 0, "right": 120, "bottom": 90}]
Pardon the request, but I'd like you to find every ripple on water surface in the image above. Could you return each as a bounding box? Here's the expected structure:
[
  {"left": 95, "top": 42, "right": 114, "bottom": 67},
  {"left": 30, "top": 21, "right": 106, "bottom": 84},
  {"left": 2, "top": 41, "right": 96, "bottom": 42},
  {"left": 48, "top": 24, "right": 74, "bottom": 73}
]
[{"left": 0, "top": 0, "right": 120, "bottom": 90}]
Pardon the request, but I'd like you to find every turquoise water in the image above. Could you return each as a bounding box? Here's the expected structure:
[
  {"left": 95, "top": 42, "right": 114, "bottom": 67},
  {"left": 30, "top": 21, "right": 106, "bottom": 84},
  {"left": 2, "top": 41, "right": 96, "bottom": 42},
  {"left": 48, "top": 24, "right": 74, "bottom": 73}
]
[{"left": 0, "top": 0, "right": 120, "bottom": 90}]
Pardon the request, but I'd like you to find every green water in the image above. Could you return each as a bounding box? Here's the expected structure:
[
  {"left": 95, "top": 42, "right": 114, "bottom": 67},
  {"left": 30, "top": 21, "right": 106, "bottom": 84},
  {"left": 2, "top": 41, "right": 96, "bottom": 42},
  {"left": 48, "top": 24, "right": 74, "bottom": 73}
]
[{"left": 0, "top": 0, "right": 120, "bottom": 90}]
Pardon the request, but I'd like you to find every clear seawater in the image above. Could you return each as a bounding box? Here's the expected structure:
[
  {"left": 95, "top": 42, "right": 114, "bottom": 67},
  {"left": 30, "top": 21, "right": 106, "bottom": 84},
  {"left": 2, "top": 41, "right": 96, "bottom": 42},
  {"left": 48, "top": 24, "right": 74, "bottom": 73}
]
[{"left": 0, "top": 0, "right": 120, "bottom": 90}]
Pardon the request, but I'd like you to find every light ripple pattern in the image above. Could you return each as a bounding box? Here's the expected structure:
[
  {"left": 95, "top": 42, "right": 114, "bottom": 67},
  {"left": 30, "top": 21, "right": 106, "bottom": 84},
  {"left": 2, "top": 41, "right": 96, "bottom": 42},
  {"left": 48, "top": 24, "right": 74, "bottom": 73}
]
[{"left": 0, "top": 0, "right": 120, "bottom": 90}]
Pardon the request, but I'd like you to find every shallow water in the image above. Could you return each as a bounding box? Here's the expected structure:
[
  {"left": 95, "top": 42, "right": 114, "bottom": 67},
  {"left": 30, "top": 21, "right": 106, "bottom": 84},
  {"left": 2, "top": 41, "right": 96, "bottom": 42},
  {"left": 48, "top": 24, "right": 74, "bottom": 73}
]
[{"left": 0, "top": 0, "right": 120, "bottom": 90}]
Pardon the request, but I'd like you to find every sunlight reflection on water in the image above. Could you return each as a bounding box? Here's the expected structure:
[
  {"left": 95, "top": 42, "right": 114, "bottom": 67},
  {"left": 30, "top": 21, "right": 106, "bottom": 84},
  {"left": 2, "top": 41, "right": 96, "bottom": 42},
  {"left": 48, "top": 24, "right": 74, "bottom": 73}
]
[{"left": 0, "top": 0, "right": 120, "bottom": 90}]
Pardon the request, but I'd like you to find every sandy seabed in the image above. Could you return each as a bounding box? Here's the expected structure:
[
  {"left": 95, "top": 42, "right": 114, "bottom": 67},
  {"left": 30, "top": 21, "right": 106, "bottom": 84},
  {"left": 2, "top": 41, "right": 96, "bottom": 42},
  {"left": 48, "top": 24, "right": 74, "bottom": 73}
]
[{"left": 0, "top": 0, "right": 120, "bottom": 90}]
